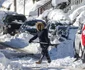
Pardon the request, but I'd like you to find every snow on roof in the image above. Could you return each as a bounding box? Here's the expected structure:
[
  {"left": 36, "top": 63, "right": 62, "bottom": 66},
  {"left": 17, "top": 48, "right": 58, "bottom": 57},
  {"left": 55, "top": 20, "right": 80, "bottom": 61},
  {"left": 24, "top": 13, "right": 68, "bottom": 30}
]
[
  {"left": 30, "top": 0, "right": 50, "bottom": 11},
  {"left": 0, "top": 0, "right": 6, "bottom": 7},
  {"left": 30, "top": 0, "right": 68, "bottom": 12},
  {"left": 2, "top": 0, "right": 13, "bottom": 9},
  {"left": 37, "top": 8, "right": 53, "bottom": 20}
]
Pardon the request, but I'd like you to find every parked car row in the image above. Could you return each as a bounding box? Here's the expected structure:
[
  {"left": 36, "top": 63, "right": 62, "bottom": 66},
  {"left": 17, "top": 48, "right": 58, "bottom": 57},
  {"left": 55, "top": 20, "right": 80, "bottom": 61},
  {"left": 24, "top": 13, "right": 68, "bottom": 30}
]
[
  {"left": 2, "top": 13, "right": 70, "bottom": 42},
  {"left": 0, "top": 12, "right": 71, "bottom": 46},
  {"left": 1, "top": 11, "right": 81, "bottom": 60},
  {"left": 0, "top": 11, "right": 70, "bottom": 43}
]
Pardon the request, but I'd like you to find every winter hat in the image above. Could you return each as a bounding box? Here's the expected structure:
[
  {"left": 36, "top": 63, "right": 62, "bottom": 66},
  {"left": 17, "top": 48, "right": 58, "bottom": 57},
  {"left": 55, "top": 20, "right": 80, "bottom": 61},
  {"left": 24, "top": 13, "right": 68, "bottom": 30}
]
[{"left": 36, "top": 22, "right": 44, "bottom": 31}]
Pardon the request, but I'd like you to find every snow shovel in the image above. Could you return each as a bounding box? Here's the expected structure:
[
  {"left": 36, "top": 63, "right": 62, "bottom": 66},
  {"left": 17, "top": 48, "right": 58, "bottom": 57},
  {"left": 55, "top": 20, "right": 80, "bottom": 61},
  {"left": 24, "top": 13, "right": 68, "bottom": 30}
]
[{"left": 32, "top": 41, "right": 59, "bottom": 46}]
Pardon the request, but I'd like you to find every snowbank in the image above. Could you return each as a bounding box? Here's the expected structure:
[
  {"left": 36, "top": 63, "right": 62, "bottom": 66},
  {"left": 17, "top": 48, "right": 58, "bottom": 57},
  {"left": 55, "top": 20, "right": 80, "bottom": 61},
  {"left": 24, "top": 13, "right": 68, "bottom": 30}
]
[
  {"left": 0, "top": 33, "right": 41, "bottom": 54},
  {"left": 0, "top": 0, "right": 84, "bottom": 70}
]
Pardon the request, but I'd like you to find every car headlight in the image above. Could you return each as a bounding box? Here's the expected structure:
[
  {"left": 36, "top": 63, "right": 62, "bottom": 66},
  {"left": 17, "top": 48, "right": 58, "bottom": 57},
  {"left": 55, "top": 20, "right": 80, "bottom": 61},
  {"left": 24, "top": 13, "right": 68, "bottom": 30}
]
[{"left": 8, "top": 25, "right": 11, "bottom": 28}]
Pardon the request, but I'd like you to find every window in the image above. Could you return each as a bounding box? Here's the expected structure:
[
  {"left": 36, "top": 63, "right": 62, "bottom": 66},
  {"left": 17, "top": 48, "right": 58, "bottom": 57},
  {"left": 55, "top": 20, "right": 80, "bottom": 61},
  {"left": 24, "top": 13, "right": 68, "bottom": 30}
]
[{"left": 32, "top": 0, "right": 40, "bottom": 3}]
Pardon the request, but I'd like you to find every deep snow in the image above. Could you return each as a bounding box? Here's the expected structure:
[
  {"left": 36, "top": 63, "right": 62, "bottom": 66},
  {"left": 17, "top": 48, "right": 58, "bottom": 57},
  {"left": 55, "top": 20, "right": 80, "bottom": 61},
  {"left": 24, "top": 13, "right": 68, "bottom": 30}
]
[
  {"left": 0, "top": 27, "right": 83, "bottom": 70},
  {"left": 0, "top": 0, "right": 85, "bottom": 70}
]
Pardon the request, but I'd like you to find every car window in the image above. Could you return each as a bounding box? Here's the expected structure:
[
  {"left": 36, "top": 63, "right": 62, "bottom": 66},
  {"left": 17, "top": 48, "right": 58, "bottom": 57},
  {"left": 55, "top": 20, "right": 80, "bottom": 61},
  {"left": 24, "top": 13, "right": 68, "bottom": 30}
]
[
  {"left": 25, "top": 21, "right": 36, "bottom": 26},
  {"left": 24, "top": 20, "right": 45, "bottom": 26},
  {"left": 3, "top": 14, "right": 26, "bottom": 24}
]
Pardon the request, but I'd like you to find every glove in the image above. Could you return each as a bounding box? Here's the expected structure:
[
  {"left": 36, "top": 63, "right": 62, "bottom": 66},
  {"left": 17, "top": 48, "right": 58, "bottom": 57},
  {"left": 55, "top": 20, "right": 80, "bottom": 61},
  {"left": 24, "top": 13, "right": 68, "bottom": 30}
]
[{"left": 29, "top": 39, "right": 32, "bottom": 43}]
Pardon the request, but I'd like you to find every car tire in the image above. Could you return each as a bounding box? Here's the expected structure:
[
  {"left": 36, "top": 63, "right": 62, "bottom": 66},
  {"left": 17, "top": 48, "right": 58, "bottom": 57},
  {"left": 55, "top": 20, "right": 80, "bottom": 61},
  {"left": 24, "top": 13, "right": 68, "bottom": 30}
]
[
  {"left": 79, "top": 42, "right": 83, "bottom": 58},
  {"left": 3, "top": 26, "right": 8, "bottom": 34},
  {"left": 74, "top": 41, "right": 80, "bottom": 59}
]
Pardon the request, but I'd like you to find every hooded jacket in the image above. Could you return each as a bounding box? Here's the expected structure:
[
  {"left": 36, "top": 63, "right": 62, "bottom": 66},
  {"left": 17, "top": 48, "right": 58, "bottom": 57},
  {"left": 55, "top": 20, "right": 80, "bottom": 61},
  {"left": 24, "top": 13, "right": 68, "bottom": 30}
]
[{"left": 30, "top": 28, "right": 50, "bottom": 44}]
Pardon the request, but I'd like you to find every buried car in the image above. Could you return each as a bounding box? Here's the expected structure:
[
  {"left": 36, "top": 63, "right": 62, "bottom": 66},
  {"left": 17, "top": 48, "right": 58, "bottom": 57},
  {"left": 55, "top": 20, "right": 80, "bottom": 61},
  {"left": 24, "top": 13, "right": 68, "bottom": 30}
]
[
  {"left": 47, "top": 20, "right": 70, "bottom": 42},
  {"left": 20, "top": 20, "right": 46, "bottom": 35},
  {"left": 3, "top": 14, "right": 27, "bottom": 35}
]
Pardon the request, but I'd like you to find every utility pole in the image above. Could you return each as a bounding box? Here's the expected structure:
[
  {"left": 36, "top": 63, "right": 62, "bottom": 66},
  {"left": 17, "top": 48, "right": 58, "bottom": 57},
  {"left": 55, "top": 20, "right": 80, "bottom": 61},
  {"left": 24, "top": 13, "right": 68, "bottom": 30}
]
[
  {"left": 14, "top": 0, "right": 17, "bottom": 12},
  {"left": 24, "top": 0, "right": 25, "bottom": 15}
]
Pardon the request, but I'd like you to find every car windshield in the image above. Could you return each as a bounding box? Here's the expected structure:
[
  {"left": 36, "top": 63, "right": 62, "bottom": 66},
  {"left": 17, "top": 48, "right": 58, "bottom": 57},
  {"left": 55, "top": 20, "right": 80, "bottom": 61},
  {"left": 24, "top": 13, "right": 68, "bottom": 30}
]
[
  {"left": 24, "top": 21, "right": 36, "bottom": 26},
  {"left": 24, "top": 20, "right": 46, "bottom": 26}
]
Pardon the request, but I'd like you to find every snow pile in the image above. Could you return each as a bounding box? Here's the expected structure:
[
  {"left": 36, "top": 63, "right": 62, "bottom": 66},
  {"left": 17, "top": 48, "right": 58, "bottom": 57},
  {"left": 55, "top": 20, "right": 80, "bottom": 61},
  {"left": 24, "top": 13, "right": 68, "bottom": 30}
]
[
  {"left": 0, "top": 52, "right": 22, "bottom": 70},
  {"left": 2, "top": 0, "right": 13, "bottom": 8},
  {"left": 0, "top": 33, "right": 30, "bottom": 47},
  {"left": 0, "top": 52, "right": 7, "bottom": 65},
  {"left": 0, "top": 33, "right": 41, "bottom": 54},
  {"left": 49, "top": 57, "right": 75, "bottom": 67},
  {"left": 0, "top": 0, "right": 84, "bottom": 70},
  {"left": 30, "top": 0, "right": 50, "bottom": 11},
  {"left": 38, "top": 9, "right": 71, "bottom": 24},
  {"left": 47, "top": 9, "right": 71, "bottom": 24}
]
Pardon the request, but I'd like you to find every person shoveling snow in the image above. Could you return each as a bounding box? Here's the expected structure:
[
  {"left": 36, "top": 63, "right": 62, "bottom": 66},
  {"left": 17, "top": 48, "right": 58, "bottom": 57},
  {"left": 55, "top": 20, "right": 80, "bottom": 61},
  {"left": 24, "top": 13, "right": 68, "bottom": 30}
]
[{"left": 29, "top": 22, "right": 51, "bottom": 64}]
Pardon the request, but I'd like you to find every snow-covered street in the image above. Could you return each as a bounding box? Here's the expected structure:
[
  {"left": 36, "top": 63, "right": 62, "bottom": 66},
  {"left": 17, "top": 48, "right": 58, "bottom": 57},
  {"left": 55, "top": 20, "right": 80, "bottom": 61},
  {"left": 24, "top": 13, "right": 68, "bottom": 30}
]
[
  {"left": 0, "top": 28, "right": 84, "bottom": 70},
  {"left": 0, "top": 0, "right": 85, "bottom": 70}
]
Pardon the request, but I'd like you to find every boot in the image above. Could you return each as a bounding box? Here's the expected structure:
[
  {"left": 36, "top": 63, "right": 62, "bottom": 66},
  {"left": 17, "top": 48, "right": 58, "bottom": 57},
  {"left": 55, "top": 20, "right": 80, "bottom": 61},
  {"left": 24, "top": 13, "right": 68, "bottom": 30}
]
[
  {"left": 36, "top": 60, "right": 42, "bottom": 64},
  {"left": 48, "top": 59, "right": 51, "bottom": 63},
  {"left": 46, "top": 53, "right": 51, "bottom": 63},
  {"left": 36, "top": 54, "right": 44, "bottom": 64}
]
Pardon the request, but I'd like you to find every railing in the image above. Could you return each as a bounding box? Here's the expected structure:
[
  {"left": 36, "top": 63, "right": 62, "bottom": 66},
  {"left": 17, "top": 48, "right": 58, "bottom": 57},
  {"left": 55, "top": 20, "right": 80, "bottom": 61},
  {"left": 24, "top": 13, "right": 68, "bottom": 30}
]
[
  {"left": 71, "top": 0, "right": 83, "bottom": 5},
  {"left": 63, "top": 0, "right": 83, "bottom": 13}
]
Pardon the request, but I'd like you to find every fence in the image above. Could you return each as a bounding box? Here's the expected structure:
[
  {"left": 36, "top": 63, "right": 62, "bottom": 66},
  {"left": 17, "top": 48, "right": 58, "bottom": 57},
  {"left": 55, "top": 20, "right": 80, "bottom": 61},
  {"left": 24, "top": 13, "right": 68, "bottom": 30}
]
[
  {"left": 71, "top": 0, "right": 83, "bottom": 5},
  {"left": 63, "top": 0, "right": 83, "bottom": 12}
]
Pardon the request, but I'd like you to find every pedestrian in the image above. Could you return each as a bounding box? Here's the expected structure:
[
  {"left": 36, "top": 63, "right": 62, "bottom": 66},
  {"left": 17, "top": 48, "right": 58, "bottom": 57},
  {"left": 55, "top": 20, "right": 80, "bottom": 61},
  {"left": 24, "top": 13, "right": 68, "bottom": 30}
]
[{"left": 29, "top": 22, "right": 51, "bottom": 64}]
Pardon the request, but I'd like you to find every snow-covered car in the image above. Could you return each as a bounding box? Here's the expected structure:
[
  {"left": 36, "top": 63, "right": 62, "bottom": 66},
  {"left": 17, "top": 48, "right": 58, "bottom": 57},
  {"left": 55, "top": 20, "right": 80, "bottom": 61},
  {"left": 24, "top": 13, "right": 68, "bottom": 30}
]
[
  {"left": 47, "top": 20, "right": 70, "bottom": 42},
  {"left": 20, "top": 20, "right": 46, "bottom": 35},
  {"left": 0, "top": 11, "right": 17, "bottom": 33},
  {"left": 3, "top": 14, "right": 27, "bottom": 35},
  {"left": 38, "top": 9, "right": 71, "bottom": 39}
]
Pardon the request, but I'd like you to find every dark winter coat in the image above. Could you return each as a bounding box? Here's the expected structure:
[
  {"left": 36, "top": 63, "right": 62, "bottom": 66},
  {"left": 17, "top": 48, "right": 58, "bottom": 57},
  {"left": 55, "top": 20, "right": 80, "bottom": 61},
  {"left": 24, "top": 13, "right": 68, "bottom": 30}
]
[
  {"left": 29, "top": 29, "right": 50, "bottom": 47},
  {"left": 29, "top": 28, "right": 51, "bottom": 63}
]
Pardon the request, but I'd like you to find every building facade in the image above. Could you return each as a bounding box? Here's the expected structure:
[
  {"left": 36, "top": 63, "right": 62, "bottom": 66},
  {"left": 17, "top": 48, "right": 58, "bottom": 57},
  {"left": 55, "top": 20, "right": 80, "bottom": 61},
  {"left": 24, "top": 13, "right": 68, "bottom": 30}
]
[{"left": 38, "top": 0, "right": 51, "bottom": 16}]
